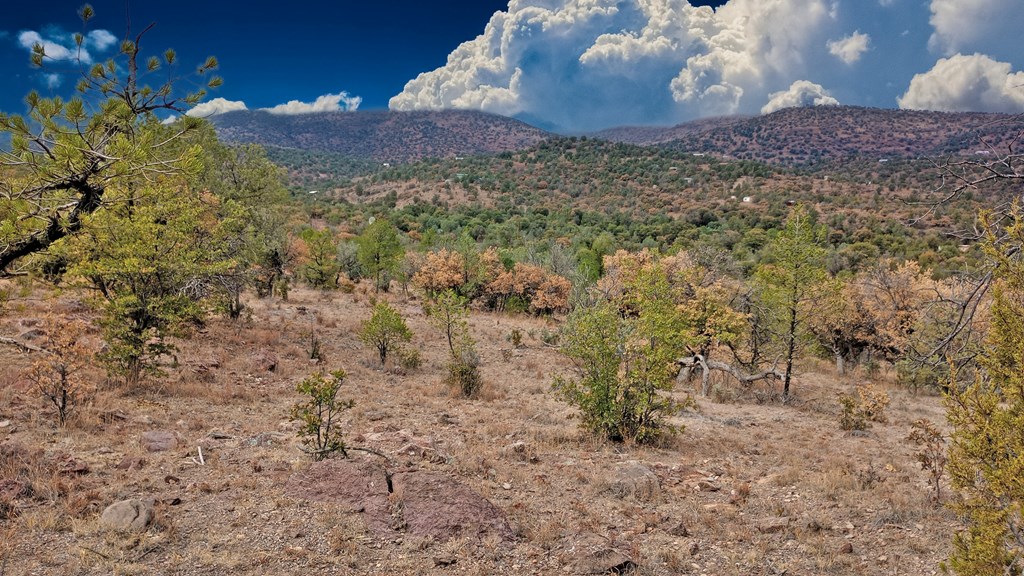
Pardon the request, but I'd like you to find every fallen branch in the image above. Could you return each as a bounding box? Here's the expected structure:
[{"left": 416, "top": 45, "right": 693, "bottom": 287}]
[
  {"left": 298, "top": 445, "right": 394, "bottom": 465},
  {"left": 0, "top": 336, "right": 42, "bottom": 353},
  {"left": 678, "top": 355, "right": 784, "bottom": 396}
]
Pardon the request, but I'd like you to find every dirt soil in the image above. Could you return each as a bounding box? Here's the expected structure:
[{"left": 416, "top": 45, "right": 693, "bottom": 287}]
[{"left": 0, "top": 286, "right": 958, "bottom": 575}]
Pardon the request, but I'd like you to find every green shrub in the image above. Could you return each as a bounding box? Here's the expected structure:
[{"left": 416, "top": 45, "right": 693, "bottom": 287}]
[
  {"left": 397, "top": 347, "right": 422, "bottom": 371},
  {"left": 359, "top": 301, "right": 413, "bottom": 367},
  {"left": 426, "top": 290, "right": 483, "bottom": 397},
  {"left": 291, "top": 370, "right": 353, "bottom": 460},
  {"left": 838, "top": 384, "right": 890, "bottom": 431},
  {"left": 508, "top": 328, "right": 523, "bottom": 348},
  {"left": 554, "top": 265, "right": 691, "bottom": 443}
]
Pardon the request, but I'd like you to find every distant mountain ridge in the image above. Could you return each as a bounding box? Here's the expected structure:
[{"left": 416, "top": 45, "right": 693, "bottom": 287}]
[
  {"left": 597, "top": 106, "right": 1023, "bottom": 166},
  {"left": 210, "top": 109, "right": 552, "bottom": 163},
  {"left": 211, "top": 106, "right": 1024, "bottom": 169}
]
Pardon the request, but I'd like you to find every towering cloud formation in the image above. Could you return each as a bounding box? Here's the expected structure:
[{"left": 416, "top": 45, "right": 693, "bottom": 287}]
[
  {"left": 898, "top": 54, "right": 1024, "bottom": 113},
  {"left": 389, "top": 0, "right": 1023, "bottom": 131},
  {"left": 391, "top": 0, "right": 844, "bottom": 130},
  {"left": 928, "top": 0, "right": 1024, "bottom": 59}
]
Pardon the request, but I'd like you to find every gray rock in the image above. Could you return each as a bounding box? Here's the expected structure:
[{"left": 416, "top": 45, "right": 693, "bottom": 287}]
[
  {"left": 565, "top": 533, "right": 636, "bottom": 575},
  {"left": 141, "top": 431, "right": 177, "bottom": 452},
  {"left": 756, "top": 517, "right": 791, "bottom": 534},
  {"left": 99, "top": 499, "right": 154, "bottom": 531},
  {"left": 609, "top": 461, "right": 660, "bottom": 501}
]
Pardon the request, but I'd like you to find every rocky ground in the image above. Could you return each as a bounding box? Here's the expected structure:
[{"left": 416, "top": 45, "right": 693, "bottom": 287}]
[{"left": 0, "top": 286, "right": 957, "bottom": 575}]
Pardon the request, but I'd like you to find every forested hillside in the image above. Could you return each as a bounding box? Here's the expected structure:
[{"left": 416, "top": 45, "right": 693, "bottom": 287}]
[{"left": 211, "top": 109, "right": 551, "bottom": 163}]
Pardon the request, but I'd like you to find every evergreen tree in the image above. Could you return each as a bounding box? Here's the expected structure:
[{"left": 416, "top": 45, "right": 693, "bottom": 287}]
[
  {"left": 946, "top": 208, "right": 1024, "bottom": 575},
  {"left": 753, "top": 206, "right": 837, "bottom": 397},
  {"left": 0, "top": 5, "right": 220, "bottom": 275}
]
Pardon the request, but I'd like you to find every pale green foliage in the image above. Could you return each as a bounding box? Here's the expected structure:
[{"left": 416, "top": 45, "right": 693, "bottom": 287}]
[
  {"left": 195, "top": 135, "right": 290, "bottom": 309},
  {"left": 0, "top": 4, "right": 220, "bottom": 275},
  {"left": 426, "top": 290, "right": 481, "bottom": 397},
  {"left": 753, "top": 205, "right": 837, "bottom": 397},
  {"left": 555, "top": 264, "right": 692, "bottom": 443},
  {"left": 360, "top": 301, "right": 413, "bottom": 366},
  {"left": 291, "top": 370, "right": 353, "bottom": 460},
  {"left": 63, "top": 178, "right": 232, "bottom": 384},
  {"left": 426, "top": 290, "right": 470, "bottom": 357},
  {"left": 945, "top": 207, "right": 1024, "bottom": 575},
  {"left": 356, "top": 219, "right": 403, "bottom": 292}
]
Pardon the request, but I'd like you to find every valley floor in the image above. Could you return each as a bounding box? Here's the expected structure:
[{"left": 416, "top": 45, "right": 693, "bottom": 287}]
[{"left": 0, "top": 287, "right": 956, "bottom": 575}]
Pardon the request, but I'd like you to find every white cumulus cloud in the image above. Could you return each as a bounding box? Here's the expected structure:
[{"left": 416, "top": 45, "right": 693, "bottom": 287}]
[
  {"left": 15, "top": 28, "right": 118, "bottom": 65},
  {"left": 261, "top": 92, "right": 362, "bottom": 115},
  {"left": 391, "top": 0, "right": 839, "bottom": 131},
  {"left": 186, "top": 97, "right": 249, "bottom": 117},
  {"left": 898, "top": 53, "right": 1024, "bottom": 113},
  {"left": 928, "top": 0, "right": 1024, "bottom": 57},
  {"left": 86, "top": 30, "right": 117, "bottom": 51},
  {"left": 827, "top": 31, "right": 870, "bottom": 64},
  {"left": 18, "top": 30, "right": 79, "bottom": 62},
  {"left": 44, "top": 73, "right": 61, "bottom": 90},
  {"left": 761, "top": 80, "right": 839, "bottom": 114},
  {"left": 389, "top": 0, "right": 1022, "bottom": 130}
]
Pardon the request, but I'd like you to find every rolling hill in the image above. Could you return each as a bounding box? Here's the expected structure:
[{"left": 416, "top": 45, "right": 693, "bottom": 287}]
[
  {"left": 210, "top": 109, "right": 552, "bottom": 163},
  {"left": 598, "top": 106, "right": 1023, "bottom": 166}
]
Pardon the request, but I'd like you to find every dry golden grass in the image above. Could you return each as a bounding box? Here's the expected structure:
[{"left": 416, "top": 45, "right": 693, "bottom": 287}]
[{"left": 0, "top": 285, "right": 961, "bottom": 575}]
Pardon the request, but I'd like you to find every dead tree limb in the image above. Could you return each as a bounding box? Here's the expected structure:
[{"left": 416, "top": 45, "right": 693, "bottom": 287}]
[
  {"left": 0, "top": 336, "right": 42, "bottom": 353},
  {"left": 678, "top": 354, "right": 784, "bottom": 396}
]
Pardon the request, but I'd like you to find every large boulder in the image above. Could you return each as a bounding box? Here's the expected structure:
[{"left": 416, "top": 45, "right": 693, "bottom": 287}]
[{"left": 99, "top": 499, "right": 154, "bottom": 532}]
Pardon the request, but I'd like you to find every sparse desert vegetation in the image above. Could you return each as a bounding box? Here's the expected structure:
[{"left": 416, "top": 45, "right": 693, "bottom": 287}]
[
  {"left": 3, "top": 6, "right": 1024, "bottom": 575},
  {"left": 0, "top": 284, "right": 963, "bottom": 575}
]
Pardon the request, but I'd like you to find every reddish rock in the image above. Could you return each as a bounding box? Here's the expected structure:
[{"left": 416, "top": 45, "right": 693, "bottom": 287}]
[{"left": 141, "top": 431, "right": 177, "bottom": 452}]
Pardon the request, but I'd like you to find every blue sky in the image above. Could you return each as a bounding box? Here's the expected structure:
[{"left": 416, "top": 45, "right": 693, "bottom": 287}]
[{"left": 2, "top": 1, "right": 1021, "bottom": 132}]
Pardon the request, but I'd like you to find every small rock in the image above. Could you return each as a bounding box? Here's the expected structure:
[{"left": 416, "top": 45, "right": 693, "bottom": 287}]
[
  {"left": 133, "top": 414, "right": 154, "bottom": 425},
  {"left": 0, "top": 479, "right": 30, "bottom": 500},
  {"left": 609, "top": 462, "right": 660, "bottom": 502},
  {"left": 115, "top": 456, "right": 146, "bottom": 471},
  {"left": 839, "top": 542, "right": 854, "bottom": 554},
  {"left": 99, "top": 499, "right": 154, "bottom": 532},
  {"left": 501, "top": 483, "right": 512, "bottom": 490},
  {"left": 18, "top": 328, "right": 46, "bottom": 341},
  {"left": 252, "top": 348, "right": 278, "bottom": 372},
  {"left": 57, "top": 457, "right": 89, "bottom": 476},
  {"left": 756, "top": 517, "right": 791, "bottom": 534},
  {"left": 665, "top": 521, "right": 690, "bottom": 537},
  {"left": 568, "top": 546, "right": 635, "bottom": 575},
  {"left": 0, "top": 420, "right": 11, "bottom": 429},
  {"left": 697, "top": 480, "right": 720, "bottom": 492},
  {"left": 141, "top": 431, "right": 177, "bottom": 452},
  {"left": 434, "top": 554, "right": 458, "bottom": 567}
]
